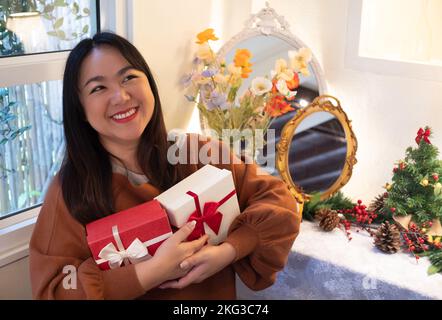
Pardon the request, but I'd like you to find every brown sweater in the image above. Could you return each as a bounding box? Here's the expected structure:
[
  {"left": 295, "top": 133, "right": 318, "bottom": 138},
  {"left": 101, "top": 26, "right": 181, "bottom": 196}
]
[{"left": 29, "top": 136, "right": 301, "bottom": 299}]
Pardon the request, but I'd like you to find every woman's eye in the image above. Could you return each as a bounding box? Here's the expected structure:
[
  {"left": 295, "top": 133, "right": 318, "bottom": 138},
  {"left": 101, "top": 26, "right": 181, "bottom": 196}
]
[
  {"left": 90, "top": 86, "right": 105, "bottom": 94},
  {"left": 123, "top": 74, "right": 138, "bottom": 82}
]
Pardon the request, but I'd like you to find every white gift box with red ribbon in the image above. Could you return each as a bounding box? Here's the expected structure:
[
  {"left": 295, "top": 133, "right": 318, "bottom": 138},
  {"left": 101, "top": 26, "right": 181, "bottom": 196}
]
[{"left": 155, "top": 164, "right": 241, "bottom": 245}]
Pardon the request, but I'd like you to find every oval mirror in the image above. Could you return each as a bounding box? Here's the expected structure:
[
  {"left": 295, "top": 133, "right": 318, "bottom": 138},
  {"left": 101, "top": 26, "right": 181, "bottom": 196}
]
[
  {"left": 276, "top": 95, "right": 358, "bottom": 205},
  {"left": 201, "top": 3, "right": 327, "bottom": 177}
]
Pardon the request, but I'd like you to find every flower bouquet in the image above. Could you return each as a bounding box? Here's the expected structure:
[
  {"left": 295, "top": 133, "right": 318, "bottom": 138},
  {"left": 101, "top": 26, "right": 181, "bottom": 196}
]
[{"left": 182, "top": 28, "right": 312, "bottom": 153}]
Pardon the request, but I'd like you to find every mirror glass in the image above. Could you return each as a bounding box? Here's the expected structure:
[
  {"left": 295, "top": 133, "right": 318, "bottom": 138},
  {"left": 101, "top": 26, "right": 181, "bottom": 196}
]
[
  {"left": 223, "top": 35, "right": 319, "bottom": 103},
  {"left": 288, "top": 111, "right": 347, "bottom": 194},
  {"left": 222, "top": 35, "right": 321, "bottom": 176}
]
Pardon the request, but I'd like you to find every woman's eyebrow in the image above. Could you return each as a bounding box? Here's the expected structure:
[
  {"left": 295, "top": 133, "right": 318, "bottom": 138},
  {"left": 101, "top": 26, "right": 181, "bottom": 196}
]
[{"left": 83, "top": 65, "right": 136, "bottom": 88}]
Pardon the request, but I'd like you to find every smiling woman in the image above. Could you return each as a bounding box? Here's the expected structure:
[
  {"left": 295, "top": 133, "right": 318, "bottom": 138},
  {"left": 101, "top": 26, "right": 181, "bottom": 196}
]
[{"left": 29, "top": 32, "right": 300, "bottom": 300}]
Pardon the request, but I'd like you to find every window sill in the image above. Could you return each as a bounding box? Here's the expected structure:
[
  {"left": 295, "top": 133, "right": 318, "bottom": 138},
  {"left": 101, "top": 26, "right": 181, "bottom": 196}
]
[{"left": 0, "top": 207, "right": 40, "bottom": 268}]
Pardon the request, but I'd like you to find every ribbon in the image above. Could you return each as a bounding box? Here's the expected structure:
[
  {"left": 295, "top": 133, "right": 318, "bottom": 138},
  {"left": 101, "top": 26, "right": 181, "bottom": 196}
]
[
  {"left": 185, "top": 189, "right": 236, "bottom": 241},
  {"left": 416, "top": 128, "right": 431, "bottom": 145},
  {"left": 95, "top": 225, "right": 172, "bottom": 269}
]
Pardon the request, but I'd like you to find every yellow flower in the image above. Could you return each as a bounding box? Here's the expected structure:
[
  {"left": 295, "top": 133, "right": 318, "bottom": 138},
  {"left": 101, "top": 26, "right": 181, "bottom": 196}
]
[
  {"left": 428, "top": 235, "right": 434, "bottom": 243},
  {"left": 196, "top": 43, "right": 215, "bottom": 62},
  {"left": 383, "top": 183, "right": 392, "bottom": 191},
  {"left": 420, "top": 178, "right": 429, "bottom": 187},
  {"left": 271, "top": 59, "right": 294, "bottom": 81},
  {"left": 435, "top": 237, "right": 441, "bottom": 245},
  {"left": 234, "top": 49, "right": 253, "bottom": 78},
  {"left": 196, "top": 28, "right": 219, "bottom": 44},
  {"left": 289, "top": 47, "right": 312, "bottom": 76}
]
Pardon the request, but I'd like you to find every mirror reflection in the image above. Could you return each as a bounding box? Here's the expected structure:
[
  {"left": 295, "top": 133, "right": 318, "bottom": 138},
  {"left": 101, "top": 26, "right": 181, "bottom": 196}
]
[
  {"left": 222, "top": 36, "right": 321, "bottom": 176},
  {"left": 288, "top": 112, "right": 347, "bottom": 194}
]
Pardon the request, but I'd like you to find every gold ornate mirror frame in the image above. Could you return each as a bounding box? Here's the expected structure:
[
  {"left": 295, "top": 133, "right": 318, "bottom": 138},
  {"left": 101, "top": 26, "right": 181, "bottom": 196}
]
[{"left": 276, "top": 95, "right": 358, "bottom": 208}]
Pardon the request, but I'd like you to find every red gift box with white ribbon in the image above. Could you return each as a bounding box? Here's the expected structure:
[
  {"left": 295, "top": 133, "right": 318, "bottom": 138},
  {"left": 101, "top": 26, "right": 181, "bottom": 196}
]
[{"left": 86, "top": 199, "right": 172, "bottom": 270}]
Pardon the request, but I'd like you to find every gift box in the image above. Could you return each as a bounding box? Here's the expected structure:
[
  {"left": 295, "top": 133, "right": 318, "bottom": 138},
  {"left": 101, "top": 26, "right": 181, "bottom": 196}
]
[
  {"left": 155, "top": 164, "right": 240, "bottom": 245},
  {"left": 86, "top": 199, "right": 173, "bottom": 270}
]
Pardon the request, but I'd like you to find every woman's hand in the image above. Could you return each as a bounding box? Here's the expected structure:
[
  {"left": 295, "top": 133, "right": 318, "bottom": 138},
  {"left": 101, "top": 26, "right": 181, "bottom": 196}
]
[
  {"left": 158, "top": 241, "right": 237, "bottom": 289},
  {"left": 135, "top": 221, "right": 208, "bottom": 291}
]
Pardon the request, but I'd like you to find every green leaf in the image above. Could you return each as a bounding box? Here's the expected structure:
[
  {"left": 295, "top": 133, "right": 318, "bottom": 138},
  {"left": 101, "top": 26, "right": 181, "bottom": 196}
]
[
  {"left": 42, "top": 13, "right": 53, "bottom": 20},
  {"left": 428, "top": 265, "right": 441, "bottom": 275},
  {"left": 71, "top": 32, "right": 77, "bottom": 38},
  {"left": 82, "top": 25, "right": 89, "bottom": 33},
  {"left": 0, "top": 138, "right": 7, "bottom": 145},
  {"left": 57, "top": 30, "right": 66, "bottom": 40},
  {"left": 72, "top": 2, "right": 79, "bottom": 14},
  {"left": 54, "top": 0, "right": 67, "bottom": 6},
  {"left": 83, "top": 8, "right": 90, "bottom": 15},
  {"left": 43, "top": 4, "right": 55, "bottom": 13},
  {"left": 54, "top": 17, "right": 64, "bottom": 29},
  {"left": 435, "top": 183, "right": 442, "bottom": 196},
  {"left": 29, "top": 190, "right": 42, "bottom": 197},
  {"left": 47, "top": 31, "right": 58, "bottom": 37}
]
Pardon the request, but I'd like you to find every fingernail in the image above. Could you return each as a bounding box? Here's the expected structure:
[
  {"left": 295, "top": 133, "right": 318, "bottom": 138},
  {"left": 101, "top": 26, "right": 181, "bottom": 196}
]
[
  {"left": 187, "top": 220, "right": 196, "bottom": 228},
  {"left": 180, "top": 261, "right": 189, "bottom": 269}
]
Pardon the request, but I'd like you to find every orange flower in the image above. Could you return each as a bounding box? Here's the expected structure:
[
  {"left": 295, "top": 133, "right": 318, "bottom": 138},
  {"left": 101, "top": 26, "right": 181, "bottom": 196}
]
[
  {"left": 265, "top": 95, "right": 294, "bottom": 117},
  {"left": 234, "top": 49, "right": 253, "bottom": 78},
  {"left": 196, "top": 28, "right": 219, "bottom": 44},
  {"left": 286, "top": 73, "right": 300, "bottom": 91}
]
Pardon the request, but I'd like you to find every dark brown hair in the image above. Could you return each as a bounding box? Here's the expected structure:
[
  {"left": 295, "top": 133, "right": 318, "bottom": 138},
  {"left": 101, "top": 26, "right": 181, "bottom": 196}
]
[{"left": 60, "top": 32, "right": 185, "bottom": 225}]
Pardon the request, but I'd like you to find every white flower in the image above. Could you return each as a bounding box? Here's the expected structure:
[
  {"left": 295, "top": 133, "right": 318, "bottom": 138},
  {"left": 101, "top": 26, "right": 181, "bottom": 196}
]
[
  {"left": 272, "top": 58, "right": 294, "bottom": 81},
  {"left": 276, "top": 79, "right": 297, "bottom": 99},
  {"left": 196, "top": 43, "right": 215, "bottom": 62},
  {"left": 250, "top": 77, "right": 272, "bottom": 96},
  {"left": 228, "top": 63, "right": 242, "bottom": 77},
  {"left": 289, "top": 47, "right": 312, "bottom": 76}
]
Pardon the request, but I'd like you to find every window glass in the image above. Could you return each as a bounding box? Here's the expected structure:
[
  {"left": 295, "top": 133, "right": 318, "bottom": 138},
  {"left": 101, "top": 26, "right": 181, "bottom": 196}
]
[
  {"left": 0, "top": 0, "right": 98, "bottom": 57},
  {"left": 0, "top": 80, "right": 64, "bottom": 218}
]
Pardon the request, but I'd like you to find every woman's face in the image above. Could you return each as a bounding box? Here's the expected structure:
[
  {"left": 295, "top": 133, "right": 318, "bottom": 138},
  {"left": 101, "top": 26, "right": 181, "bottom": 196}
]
[{"left": 78, "top": 45, "right": 155, "bottom": 150}]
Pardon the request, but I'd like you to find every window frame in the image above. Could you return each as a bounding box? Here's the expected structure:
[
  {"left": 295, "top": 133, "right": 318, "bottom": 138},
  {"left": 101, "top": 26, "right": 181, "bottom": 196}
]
[
  {"left": 345, "top": 0, "right": 442, "bottom": 82},
  {"left": 0, "top": 0, "right": 130, "bottom": 268}
]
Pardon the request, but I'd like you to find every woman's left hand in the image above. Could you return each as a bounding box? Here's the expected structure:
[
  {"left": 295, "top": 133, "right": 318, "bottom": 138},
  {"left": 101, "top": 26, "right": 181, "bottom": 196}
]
[{"left": 158, "top": 242, "right": 236, "bottom": 289}]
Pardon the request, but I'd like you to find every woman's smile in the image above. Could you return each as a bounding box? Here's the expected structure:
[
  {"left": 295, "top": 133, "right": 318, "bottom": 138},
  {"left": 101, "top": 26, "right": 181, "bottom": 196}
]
[{"left": 110, "top": 106, "right": 140, "bottom": 123}]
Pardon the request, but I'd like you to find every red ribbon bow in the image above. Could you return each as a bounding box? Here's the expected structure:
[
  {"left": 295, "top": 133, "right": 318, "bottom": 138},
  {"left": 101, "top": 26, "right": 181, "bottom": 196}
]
[
  {"left": 415, "top": 128, "right": 431, "bottom": 145},
  {"left": 186, "top": 190, "right": 236, "bottom": 241}
]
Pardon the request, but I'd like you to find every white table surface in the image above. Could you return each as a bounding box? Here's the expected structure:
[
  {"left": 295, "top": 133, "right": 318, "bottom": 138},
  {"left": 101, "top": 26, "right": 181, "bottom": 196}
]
[{"left": 237, "top": 220, "right": 442, "bottom": 300}]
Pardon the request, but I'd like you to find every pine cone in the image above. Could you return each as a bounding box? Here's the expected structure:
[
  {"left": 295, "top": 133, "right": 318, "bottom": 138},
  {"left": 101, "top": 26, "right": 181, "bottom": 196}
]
[
  {"left": 374, "top": 221, "right": 401, "bottom": 254},
  {"left": 368, "top": 193, "right": 386, "bottom": 213},
  {"left": 318, "top": 209, "right": 341, "bottom": 231},
  {"left": 314, "top": 207, "right": 332, "bottom": 221}
]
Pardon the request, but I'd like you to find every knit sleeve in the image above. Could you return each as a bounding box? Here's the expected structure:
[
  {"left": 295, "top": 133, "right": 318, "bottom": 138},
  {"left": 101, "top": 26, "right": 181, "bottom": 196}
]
[
  {"left": 194, "top": 135, "right": 301, "bottom": 291},
  {"left": 29, "top": 177, "right": 146, "bottom": 300}
]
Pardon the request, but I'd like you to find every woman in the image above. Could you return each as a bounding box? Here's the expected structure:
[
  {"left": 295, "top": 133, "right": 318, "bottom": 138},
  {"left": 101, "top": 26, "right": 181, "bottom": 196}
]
[{"left": 29, "top": 32, "right": 301, "bottom": 299}]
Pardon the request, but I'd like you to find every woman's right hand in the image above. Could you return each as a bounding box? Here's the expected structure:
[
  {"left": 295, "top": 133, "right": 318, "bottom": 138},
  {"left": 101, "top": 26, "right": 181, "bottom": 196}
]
[{"left": 135, "top": 221, "right": 208, "bottom": 291}]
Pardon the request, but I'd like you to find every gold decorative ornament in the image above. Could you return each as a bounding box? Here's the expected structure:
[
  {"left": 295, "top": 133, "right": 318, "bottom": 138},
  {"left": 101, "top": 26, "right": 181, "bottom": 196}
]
[{"left": 276, "top": 95, "right": 358, "bottom": 215}]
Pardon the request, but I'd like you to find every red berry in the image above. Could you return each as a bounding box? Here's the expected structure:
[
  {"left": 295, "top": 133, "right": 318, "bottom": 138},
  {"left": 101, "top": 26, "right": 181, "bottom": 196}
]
[
  {"left": 390, "top": 207, "right": 396, "bottom": 212},
  {"left": 393, "top": 167, "right": 398, "bottom": 173},
  {"left": 357, "top": 200, "right": 362, "bottom": 204},
  {"left": 383, "top": 192, "right": 388, "bottom": 197},
  {"left": 433, "top": 174, "right": 439, "bottom": 181}
]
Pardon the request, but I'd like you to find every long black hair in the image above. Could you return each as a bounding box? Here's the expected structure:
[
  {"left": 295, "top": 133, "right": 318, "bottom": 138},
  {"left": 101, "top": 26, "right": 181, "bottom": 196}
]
[{"left": 60, "top": 32, "right": 184, "bottom": 225}]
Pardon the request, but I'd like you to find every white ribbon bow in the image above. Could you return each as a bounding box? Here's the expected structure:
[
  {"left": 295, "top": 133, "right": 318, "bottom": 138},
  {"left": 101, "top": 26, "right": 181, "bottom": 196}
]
[{"left": 94, "top": 225, "right": 172, "bottom": 269}]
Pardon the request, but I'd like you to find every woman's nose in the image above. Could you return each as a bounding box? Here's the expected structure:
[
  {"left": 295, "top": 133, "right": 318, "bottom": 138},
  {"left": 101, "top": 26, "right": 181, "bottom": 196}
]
[{"left": 110, "top": 86, "right": 131, "bottom": 105}]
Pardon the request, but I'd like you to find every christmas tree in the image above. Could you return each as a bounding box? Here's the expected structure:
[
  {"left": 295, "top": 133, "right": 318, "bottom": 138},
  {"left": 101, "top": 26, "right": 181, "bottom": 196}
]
[{"left": 383, "top": 127, "right": 442, "bottom": 226}]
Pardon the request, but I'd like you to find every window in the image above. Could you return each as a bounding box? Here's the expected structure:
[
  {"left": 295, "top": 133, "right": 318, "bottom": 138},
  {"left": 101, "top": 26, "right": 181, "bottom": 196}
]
[
  {"left": 0, "top": 0, "right": 100, "bottom": 220},
  {"left": 345, "top": 0, "right": 442, "bottom": 81}
]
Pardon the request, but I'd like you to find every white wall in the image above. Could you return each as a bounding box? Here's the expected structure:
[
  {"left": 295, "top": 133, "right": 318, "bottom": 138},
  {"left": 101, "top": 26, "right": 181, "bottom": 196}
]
[{"left": 130, "top": 0, "right": 252, "bottom": 131}]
